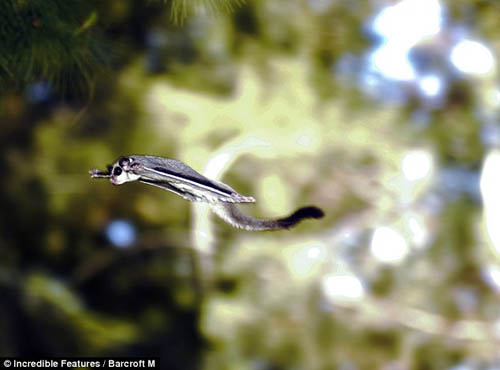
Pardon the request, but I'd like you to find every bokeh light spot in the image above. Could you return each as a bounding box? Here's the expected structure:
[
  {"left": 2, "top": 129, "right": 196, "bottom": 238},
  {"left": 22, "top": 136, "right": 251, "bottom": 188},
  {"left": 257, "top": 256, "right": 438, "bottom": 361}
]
[
  {"left": 450, "top": 40, "right": 495, "bottom": 76},
  {"left": 290, "top": 243, "right": 326, "bottom": 279},
  {"left": 321, "top": 274, "right": 365, "bottom": 304},
  {"left": 406, "top": 213, "right": 430, "bottom": 249},
  {"left": 371, "top": 226, "right": 409, "bottom": 264},
  {"left": 369, "top": 0, "right": 442, "bottom": 82},
  {"left": 105, "top": 219, "right": 137, "bottom": 248},
  {"left": 418, "top": 75, "right": 443, "bottom": 97},
  {"left": 372, "top": 0, "right": 442, "bottom": 43},
  {"left": 370, "top": 43, "right": 416, "bottom": 81},
  {"left": 480, "top": 150, "right": 500, "bottom": 257},
  {"left": 401, "top": 149, "right": 434, "bottom": 182},
  {"left": 482, "top": 265, "right": 500, "bottom": 294}
]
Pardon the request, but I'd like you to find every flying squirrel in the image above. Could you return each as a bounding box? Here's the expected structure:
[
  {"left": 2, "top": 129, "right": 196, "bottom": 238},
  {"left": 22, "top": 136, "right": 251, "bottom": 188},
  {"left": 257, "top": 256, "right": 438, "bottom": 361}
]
[{"left": 90, "top": 155, "right": 324, "bottom": 231}]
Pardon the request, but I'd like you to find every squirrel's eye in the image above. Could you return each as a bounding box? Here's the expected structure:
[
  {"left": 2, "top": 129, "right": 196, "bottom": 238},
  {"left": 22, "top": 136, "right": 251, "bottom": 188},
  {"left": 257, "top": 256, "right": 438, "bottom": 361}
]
[
  {"left": 113, "top": 167, "right": 122, "bottom": 176},
  {"left": 118, "top": 157, "right": 130, "bottom": 167}
]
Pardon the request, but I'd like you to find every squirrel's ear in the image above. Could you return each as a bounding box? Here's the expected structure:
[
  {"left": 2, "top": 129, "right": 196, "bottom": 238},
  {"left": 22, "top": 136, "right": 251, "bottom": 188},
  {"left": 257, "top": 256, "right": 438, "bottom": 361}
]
[
  {"left": 130, "top": 162, "right": 142, "bottom": 171},
  {"left": 119, "top": 157, "right": 132, "bottom": 167}
]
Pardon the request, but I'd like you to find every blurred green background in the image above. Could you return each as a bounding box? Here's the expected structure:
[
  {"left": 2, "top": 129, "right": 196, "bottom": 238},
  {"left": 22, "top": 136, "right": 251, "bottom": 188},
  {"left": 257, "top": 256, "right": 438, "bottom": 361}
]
[{"left": 2, "top": 0, "right": 500, "bottom": 368}]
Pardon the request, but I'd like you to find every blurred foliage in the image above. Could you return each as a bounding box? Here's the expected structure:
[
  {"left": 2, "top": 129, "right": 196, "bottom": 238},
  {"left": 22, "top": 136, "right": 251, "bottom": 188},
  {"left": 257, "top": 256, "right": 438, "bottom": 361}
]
[
  {"left": 0, "top": 0, "right": 106, "bottom": 95},
  {"left": 2, "top": 0, "right": 500, "bottom": 369},
  {"left": 0, "top": 0, "right": 243, "bottom": 95},
  {"left": 168, "top": 0, "right": 246, "bottom": 24}
]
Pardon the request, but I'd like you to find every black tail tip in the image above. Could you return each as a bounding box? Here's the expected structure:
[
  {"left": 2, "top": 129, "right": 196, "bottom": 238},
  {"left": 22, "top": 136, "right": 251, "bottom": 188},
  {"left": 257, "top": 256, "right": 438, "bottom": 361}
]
[
  {"left": 292, "top": 206, "right": 325, "bottom": 220},
  {"left": 277, "top": 206, "right": 324, "bottom": 229}
]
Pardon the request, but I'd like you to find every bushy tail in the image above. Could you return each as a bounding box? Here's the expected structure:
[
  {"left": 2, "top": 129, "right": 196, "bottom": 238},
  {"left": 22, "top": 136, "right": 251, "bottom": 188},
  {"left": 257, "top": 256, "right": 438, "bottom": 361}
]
[{"left": 210, "top": 203, "right": 324, "bottom": 231}]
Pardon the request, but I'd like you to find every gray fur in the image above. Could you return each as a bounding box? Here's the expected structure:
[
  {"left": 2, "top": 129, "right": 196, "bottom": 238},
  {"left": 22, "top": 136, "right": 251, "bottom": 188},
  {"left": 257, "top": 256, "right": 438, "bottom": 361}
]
[{"left": 90, "top": 155, "right": 324, "bottom": 231}]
